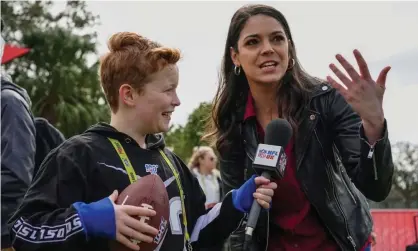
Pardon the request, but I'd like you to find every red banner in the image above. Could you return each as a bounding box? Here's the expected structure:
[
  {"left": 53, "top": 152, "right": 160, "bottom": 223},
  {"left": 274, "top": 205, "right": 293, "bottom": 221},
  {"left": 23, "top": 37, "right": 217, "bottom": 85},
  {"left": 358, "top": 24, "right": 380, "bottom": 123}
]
[{"left": 371, "top": 209, "right": 418, "bottom": 251}]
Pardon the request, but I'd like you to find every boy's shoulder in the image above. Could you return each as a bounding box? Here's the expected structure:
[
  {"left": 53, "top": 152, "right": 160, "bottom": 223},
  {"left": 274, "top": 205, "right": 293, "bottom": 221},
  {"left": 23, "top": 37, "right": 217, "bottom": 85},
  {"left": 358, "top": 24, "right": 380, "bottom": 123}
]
[{"left": 45, "top": 132, "right": 101, "bottom": 163}]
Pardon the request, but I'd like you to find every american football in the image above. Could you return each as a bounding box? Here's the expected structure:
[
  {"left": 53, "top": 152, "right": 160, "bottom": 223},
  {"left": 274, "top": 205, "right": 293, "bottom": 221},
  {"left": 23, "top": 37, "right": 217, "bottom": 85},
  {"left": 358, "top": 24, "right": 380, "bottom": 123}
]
[{"left": 109, "top": 174, "right": 170, "bottom": 251}]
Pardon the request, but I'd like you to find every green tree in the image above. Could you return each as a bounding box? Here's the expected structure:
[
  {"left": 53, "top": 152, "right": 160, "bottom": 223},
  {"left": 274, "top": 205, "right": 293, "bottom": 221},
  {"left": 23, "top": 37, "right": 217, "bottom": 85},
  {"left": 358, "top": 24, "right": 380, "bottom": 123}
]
[
  {"left": 1, "top": 1, "right": 109, "bottom": 137},
  {"left": 164, "top": 125, "right": 187, "bottom": 158},
  {"left": 164, "top": 102, "right": 212, "bottom": 162},
  {"left": 390, "top": 141, "right": 418, "bottom": 208}
]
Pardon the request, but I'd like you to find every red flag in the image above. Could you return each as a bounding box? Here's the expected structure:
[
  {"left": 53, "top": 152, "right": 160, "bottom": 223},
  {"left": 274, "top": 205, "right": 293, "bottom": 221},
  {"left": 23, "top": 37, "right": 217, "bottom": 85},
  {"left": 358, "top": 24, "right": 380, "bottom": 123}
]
[{"left": 1, "top": 44, "right": 30, "bottom": 64}]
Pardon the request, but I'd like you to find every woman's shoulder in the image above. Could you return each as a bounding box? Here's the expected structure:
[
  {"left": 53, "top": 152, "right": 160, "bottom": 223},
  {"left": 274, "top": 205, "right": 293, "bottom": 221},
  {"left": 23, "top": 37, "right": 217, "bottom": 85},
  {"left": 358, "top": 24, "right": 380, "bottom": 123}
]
[
  {"left": 307, "top": 79, "right": 346, "bottom": 114},
  {"left": 308, "top": 78, "right": 335, "bottom": 99}
]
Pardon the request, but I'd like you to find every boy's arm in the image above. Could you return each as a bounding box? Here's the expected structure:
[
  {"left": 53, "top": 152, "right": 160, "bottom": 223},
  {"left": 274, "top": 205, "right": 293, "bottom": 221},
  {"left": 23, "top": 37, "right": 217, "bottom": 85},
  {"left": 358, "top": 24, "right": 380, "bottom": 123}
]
[{"left": 8, "top": 143, "right": 116, "bottom": 251}]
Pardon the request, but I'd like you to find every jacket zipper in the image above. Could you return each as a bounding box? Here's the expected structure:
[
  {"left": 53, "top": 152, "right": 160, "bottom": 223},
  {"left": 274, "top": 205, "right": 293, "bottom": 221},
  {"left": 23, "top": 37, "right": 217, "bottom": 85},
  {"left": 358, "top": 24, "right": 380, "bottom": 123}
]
[
  {"left": 243, "top": 141, "right": 258, "bottom": 176},
  {"left": 300, "top": 184, "right": 346, "bottom": 250},
  {"left": 245, "top": 149, "right": 254, "bottom": 162},
  {"left": 314, "top": 130, "right": 356, "bottom": 250},
  {"left": 340, "top": 167, "right": 357, "bottom": 205},
  {"left": 333, "top": 149, "right": 357, "bottom": 205},
  {"left": 361, "top": 138, "right": 379, "bottom": 181}
]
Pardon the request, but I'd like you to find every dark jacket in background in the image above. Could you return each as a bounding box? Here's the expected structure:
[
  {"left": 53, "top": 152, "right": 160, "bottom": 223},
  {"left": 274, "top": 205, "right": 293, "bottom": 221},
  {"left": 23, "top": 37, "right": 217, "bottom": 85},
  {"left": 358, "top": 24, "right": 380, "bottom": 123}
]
[
  {"left": 1, "top": 77, "right": 36, "bottom": 248},
  {"left": 34, "top": 117, "right": 65, "bottom": 176}
]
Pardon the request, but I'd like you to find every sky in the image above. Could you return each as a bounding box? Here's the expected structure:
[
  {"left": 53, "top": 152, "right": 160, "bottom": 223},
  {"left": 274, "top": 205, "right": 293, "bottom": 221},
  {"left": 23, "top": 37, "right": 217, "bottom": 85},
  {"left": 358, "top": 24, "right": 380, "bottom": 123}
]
[{"left": 72, "top": 1, "right": 418, "bottom": 144}]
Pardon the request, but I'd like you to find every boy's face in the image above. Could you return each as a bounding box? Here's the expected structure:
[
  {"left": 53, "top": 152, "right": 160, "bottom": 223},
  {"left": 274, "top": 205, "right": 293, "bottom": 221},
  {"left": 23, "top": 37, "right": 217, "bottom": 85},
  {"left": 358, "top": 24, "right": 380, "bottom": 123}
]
[{"left": 131, "top": 64, "right": 181, "bottom": 134}]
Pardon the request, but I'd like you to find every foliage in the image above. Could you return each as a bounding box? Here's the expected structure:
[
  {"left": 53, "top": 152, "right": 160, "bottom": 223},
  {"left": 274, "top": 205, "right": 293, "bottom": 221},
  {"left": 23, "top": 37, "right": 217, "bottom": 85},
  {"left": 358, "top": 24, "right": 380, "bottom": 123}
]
[
  {"left": 164, "top": 102, "right": 212, "bottom": 162},
  {"left": 1, "top": 1, "right": 109, "bottom": 137}
]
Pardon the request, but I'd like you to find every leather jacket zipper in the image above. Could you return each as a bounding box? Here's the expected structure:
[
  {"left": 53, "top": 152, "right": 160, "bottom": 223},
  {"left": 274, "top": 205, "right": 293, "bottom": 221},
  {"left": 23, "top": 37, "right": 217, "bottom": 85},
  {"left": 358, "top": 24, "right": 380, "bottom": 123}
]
[
  {"left": 243, "top": 140, "right": 256, "bottom": 180},
  {"left": 245, "top": 147, "right": 254, "bottom": 162},
  {"left": 340, "top": 168, "right": 357, "bottom": 205},
  {"left": 300, "top": 184, "right": 344, "bottom": 250},
  {"left": 361, "top": 138, "right": 381, "bottom": 181},
  {"left": 367, "top": 142, "right": 377, "bottom": 180},
  {"left": 314, "top": 130, "right": 356, "bottom": 250}
]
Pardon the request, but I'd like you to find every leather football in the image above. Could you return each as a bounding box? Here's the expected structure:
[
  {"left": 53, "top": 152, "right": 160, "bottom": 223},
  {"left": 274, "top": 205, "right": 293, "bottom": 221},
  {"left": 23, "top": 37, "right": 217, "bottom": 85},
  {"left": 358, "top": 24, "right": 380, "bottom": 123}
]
[{"left": 109, "top": 174, "right": 170, "bottom": 251}]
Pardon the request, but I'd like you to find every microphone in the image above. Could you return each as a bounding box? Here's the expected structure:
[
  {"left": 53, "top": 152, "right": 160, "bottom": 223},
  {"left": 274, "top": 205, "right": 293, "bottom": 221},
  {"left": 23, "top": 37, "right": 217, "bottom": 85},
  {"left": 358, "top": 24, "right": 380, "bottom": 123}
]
[{"left": 244, "top": 119, "right": 293, "bottom": 250}]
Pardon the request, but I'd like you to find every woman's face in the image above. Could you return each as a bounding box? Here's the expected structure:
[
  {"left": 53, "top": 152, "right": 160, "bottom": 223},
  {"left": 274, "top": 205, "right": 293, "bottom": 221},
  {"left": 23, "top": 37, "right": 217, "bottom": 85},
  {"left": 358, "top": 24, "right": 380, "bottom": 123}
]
[
  {"left": 199, "top": 149, "right": 217, "bottom": 172},
  {"left": 231, "top": 14, "right": 291, "bottom": 85}
]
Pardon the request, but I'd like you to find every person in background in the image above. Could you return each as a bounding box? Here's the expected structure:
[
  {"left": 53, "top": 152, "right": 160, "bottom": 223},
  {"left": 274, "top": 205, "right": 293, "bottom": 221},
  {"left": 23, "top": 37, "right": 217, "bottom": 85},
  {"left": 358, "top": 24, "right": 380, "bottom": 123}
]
[
  {"left": 1, "top": 18, "right": 36, "bottom": 251},
  {"left": 204, "top": 4, "right": 394, "bottom": 251},
  {"left": 188, "top": 146, "right": 222, "bottom": 209}
]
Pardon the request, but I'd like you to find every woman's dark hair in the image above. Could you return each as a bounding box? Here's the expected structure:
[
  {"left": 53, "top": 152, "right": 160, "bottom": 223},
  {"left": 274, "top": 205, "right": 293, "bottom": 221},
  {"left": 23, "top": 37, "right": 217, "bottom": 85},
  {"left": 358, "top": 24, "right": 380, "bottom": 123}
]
[{"left": 204, "top": 4, "right": 319, "bottom": 153}]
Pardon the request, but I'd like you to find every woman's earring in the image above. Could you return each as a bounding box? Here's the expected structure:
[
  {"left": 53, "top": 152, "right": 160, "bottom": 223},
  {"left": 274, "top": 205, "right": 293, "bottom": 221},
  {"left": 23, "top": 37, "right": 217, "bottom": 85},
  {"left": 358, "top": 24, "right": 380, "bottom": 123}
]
[
  {"left": 288, "top": 58, "right": 295, "bottom": 70},
  {"left": 234, "top": 65, "right": 241, "bottom": 76}
]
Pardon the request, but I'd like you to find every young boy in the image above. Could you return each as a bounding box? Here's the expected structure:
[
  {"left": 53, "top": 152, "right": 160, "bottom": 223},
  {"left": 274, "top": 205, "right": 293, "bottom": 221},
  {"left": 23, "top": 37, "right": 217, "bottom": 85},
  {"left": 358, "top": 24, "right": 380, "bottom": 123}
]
[{"left": 8, "top": 32, "right": 276, "bottom": 251}]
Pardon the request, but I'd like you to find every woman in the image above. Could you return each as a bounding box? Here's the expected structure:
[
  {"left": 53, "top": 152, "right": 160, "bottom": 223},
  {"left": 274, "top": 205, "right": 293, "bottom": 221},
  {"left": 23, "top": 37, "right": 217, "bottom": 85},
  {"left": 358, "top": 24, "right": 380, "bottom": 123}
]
[
  {"left": 188, "top": 146, "right": 222, "bottom": 209},
  {"left": 204, "top": 4, "right": 394, "bottom": 251},
  {"left": 8, "top": 32, "right": 277, "bottom": 251}
]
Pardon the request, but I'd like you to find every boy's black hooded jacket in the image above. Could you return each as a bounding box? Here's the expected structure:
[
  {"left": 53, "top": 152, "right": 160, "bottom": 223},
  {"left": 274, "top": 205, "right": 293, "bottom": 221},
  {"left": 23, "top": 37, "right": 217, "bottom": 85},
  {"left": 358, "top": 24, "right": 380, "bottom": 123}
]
[{"left": 8, "top": 123, "right": 245, "bottom": 251}]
